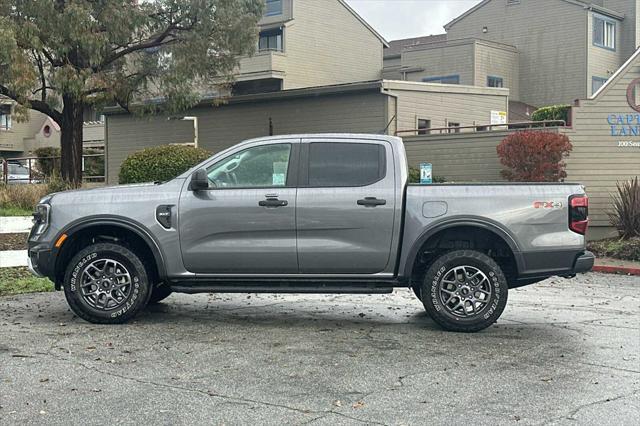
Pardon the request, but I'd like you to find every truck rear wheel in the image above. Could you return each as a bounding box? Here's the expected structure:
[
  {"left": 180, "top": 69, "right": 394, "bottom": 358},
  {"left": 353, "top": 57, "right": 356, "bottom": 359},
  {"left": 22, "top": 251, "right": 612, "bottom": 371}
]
[
  {"left": 420, "top": 250, "right": 508, "bottom": 332},
  {"left": 63, "top": 243, "right": 151, "bottom": 324}
]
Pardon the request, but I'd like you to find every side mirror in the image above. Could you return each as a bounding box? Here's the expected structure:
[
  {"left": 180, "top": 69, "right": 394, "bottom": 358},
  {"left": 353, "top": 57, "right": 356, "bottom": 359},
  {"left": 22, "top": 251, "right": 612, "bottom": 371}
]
[{"left": 190, "top": 168, "right": 209, "bottom": 191}]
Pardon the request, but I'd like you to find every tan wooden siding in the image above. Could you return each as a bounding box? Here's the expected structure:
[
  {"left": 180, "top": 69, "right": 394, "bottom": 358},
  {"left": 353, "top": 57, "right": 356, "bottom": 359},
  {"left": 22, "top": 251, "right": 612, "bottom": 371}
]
[
  {"left": 474, "top": 42, "right": 520, "bottom": 100},
  {"left": 447, "top": 0, "right": 588, "bottom": 106},
  {"left": 588, "top": 12, "right": 624, "bottom": 96},
  {"left": 386, "top": 85, "right": 509, "bottom": 132},
  {"left": 258, "top": 0, "right": 293, "bottom": 26},
  {"left": 561, "top": 62, "right": 640, "bottom": 227},
  {"left": 82, "top": 122, "right": 105, "bottom": 144},
  {"left": 106, "top": 92, "right": 387, "bottom": 183},
  {"left": 382, "top": 56, "right": 402, "bottom": 80},
  {"left": 282, "top": 0, "right": 383, "bottom": 89},
  {"left": 382, "top": 66, "right": 402, "bottom": 80},
  {"left": 602, "top": 0, "right": 639, "bottom": 60},
  {"left": 403, "top": 131, "right": 510, "bottom": 182},
  {"left": 402, "top": 128, "right": 560, "bottom": 183},
  {"left": 401, "top": 43, "right": 475, "bottom": 85}
]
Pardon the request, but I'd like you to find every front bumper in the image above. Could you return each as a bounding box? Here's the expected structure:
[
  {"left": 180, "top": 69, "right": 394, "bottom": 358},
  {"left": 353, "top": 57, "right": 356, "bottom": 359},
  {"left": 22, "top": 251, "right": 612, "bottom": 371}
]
[
  {"left": 573, "top": 250, "right": 595, "bottom": 274},
  {"left": 27, "top": 242, "right": 54, "bottom": 280}
]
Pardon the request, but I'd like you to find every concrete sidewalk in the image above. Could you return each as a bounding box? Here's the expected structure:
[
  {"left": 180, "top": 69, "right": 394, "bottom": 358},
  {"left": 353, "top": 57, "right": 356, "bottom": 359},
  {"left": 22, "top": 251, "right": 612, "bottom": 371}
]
[{"left": 0, "top": 250, "right": 28, "bottom": 268}]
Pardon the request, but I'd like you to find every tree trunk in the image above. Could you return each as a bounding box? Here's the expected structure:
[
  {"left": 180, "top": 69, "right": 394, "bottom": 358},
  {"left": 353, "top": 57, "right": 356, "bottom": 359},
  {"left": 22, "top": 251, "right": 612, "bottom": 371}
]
[{"left": 60, "top": 95, "right": 84, "bottom": 187}]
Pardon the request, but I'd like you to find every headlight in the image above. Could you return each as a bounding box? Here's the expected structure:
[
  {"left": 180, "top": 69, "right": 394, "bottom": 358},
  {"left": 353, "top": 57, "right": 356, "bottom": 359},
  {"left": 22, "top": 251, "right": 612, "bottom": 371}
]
[{"left": 32, "top": 203, "right": 51, "bottom": 237}]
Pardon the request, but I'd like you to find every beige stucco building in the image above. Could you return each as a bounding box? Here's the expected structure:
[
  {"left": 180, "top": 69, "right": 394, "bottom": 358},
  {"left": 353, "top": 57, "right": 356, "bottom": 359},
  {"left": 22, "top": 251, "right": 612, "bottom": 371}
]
[
  {"left": 385, "top": 0, "right": 640, "bottom": 108},
  {"left": 234, "top": 0, "right": 387, "bottom": 94}
]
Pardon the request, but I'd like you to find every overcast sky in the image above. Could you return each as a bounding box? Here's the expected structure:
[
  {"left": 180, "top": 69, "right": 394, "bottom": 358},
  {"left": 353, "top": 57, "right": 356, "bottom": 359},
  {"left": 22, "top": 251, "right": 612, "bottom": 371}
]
[{"left": 345, "top": 0, "right": 483, "bottom": 41}]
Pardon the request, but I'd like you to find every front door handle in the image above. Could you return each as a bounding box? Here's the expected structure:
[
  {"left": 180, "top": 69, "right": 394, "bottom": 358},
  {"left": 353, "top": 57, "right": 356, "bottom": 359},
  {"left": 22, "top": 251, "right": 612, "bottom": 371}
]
[
  {"left": 357, "top": 197, "right": 386, "bottom": 207},
  {"left": 259, "top": 198, "right": 288, "bottom": 207}
]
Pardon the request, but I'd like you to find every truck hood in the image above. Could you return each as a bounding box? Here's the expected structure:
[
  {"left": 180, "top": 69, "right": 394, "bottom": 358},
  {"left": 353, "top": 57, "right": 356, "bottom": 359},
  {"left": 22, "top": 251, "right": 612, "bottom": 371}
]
[
  {"left": 47, "top": 179, "right": 185, "bottom": 222},
  {"left": 50, "top": 181, "right": 158, "bottom": 198}
]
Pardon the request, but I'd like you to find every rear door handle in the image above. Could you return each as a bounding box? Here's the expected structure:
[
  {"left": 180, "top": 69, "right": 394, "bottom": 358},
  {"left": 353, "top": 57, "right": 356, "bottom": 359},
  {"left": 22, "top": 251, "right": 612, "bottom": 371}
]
[
  {"left": 259, "top": 199, "right": 288, "bottom": 207},
  {"left": 357, "top": 197, "right": 386, "bottom": 207}
]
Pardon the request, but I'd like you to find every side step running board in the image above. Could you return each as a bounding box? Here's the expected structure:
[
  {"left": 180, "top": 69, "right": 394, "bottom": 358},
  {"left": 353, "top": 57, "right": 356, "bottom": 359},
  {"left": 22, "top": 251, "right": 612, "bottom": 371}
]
[{"left": 170, "top": 281, "right": 395, "bottom": 295}]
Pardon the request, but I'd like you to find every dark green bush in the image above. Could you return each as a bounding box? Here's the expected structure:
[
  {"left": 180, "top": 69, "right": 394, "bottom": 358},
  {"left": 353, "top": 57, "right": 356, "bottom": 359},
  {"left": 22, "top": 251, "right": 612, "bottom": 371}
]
[
  {"left": 531, "top": 105, "right": 571, "bottom": 125},
  {"left": 34, "top": 146, "right": 61, "bottom": 178},
  {"left": 119, "top": 144, "right": 211, "bottom": 184},
  {"left": 83, "top": 148, "right": 105, "bottom": 178},
  {"left": 408, "top": 166, "right": 446, "bottom": 184},
  {"left": 588, "top": 237, "right": 640, "bottom": 262}
]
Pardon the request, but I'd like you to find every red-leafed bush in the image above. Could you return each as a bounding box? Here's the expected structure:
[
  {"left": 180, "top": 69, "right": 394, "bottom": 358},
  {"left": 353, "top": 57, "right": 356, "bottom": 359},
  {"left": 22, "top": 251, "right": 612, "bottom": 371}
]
[{"left": 497, "top": 131, "right": 573, "bottom": 182}]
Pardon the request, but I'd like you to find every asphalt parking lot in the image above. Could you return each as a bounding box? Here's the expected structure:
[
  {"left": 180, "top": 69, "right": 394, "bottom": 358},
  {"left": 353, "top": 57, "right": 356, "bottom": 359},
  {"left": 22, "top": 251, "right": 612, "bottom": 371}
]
[{"left": 1, "top": 272, "right": 639, "bottom": 425}]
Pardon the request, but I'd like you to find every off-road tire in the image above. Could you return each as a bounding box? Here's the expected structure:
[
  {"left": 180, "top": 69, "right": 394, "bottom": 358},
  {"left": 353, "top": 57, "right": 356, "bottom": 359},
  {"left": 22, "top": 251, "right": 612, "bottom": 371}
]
[
  {"left": 148, "top": 284, "right": 173, "bottom": 304},
  {"left": 421, "top": 250, "right": 508, "bottom": 332},
  {"left": 63, "top": 243, "right": 151, "bottom": 324}
]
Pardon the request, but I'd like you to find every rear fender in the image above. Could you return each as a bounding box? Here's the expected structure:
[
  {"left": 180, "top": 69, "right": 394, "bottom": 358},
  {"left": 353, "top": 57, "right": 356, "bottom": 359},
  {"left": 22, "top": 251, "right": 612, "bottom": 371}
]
[{"left": 401, "top": 216, "right": 524, "bottom": 279}]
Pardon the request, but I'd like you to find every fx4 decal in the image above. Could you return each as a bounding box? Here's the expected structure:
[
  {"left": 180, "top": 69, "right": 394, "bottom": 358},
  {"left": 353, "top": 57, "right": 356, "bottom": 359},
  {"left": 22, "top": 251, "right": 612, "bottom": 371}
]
[{"left": 533, "top": 201, "right": 563, "bottom": 209}]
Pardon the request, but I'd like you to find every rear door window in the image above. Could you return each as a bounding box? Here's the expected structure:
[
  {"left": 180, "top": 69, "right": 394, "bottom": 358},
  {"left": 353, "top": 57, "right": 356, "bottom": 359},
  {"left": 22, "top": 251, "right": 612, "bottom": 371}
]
[{"left": 306, "top": 142, "right": 386, "bottom": 187}]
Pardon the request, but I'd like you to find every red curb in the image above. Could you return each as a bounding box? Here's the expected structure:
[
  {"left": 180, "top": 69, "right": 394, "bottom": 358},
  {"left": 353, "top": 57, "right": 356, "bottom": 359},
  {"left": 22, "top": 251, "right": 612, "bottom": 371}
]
[{"left": 592, "top": 265, "right": 640, "bottom": 276}]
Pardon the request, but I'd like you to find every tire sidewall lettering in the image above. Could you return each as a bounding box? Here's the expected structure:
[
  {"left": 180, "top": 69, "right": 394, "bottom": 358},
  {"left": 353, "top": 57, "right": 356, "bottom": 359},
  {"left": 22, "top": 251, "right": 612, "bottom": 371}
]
[{"left": 70, "top": 252, "right": 98, "bottom": 293}]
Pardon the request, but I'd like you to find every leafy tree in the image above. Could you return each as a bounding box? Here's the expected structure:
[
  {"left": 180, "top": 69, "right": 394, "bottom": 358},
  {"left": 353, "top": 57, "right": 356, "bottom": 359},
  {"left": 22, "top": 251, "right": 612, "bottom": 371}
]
[
  {"left": 0, "top": 0, "right": 263, "bottom": 186},
  {"left": 497, "top": 131, "right": 573, "bottom": 182}
]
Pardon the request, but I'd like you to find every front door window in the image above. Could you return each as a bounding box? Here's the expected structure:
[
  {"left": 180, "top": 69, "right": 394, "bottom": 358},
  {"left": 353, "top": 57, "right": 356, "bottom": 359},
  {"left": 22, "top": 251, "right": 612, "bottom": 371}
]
[{"left": 207, "top": 144, "right": 291, "bottom": 188}]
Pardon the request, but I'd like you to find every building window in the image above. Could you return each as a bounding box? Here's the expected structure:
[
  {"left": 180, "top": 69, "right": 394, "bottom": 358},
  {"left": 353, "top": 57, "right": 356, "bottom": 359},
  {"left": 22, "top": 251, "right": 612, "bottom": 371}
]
[
  {"left": 507, "top": 0, "right": 521, "bottom": 5},
  {"left": 265, "top": 0, "right": 282, "bottom": 16},
  {"left": 417, "top": 119, "right": 431, "bottom": 135},
  {"left": 259, "top": 28, "right": 283, "bottom": 51},
  {"left": 592, "top": 76, "right": 608, "bottom": 94},
  {"left": 422, "top": 75, "right": 460, "bottom": 85},
  {"left": 0, "top": 105, "right": 11, "bottom": 131},
  {"left": 448, "top": 122, "right": 461, "bottom": 133},
  {"left": 487, "top": 76, "right": 504, "bottom": 88},
  {"left": 593, "top": 15, "right": 616, "bottom": 50}
]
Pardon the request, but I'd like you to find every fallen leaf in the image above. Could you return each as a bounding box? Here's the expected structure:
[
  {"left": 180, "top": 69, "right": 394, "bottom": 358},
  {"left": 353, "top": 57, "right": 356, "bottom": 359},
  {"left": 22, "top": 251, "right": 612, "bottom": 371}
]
[{"left": 352, "top": 401, "right": 365, "bottom": 409}]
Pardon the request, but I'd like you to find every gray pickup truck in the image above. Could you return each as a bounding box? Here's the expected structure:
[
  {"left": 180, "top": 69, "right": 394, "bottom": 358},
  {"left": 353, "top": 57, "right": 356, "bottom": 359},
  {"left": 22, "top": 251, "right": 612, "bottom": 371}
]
[{"left": 28, "top": 134, "right": 594, "bottom": 332}]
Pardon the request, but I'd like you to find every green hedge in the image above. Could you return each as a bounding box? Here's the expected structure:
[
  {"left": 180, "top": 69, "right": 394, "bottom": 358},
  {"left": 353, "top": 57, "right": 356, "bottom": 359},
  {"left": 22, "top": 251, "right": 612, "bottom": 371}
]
[
  {"left": 119, "top": 145, "right": 211, "bottom": 184},
  {"left": 531, "top": 105, "right": 571, "bottom": 125}
]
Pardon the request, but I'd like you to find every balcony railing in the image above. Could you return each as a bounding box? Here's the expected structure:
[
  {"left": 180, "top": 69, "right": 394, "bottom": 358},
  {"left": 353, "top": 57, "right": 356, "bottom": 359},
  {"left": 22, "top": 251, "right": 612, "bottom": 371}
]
[{"left": 395, "top": 120, "right": 567, "bottom": 136}]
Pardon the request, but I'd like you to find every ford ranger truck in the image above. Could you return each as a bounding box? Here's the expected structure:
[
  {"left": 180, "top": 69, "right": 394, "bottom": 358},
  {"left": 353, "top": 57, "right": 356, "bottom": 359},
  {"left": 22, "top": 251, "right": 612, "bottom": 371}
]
[{"left": 28, "top": 134, "right": 594, "bottom": 332}]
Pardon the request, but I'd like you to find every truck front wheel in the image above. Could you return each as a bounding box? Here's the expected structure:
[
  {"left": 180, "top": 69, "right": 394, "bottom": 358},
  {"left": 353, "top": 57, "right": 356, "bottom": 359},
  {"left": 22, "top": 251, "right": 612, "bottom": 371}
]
[
  {"left": 63, "top": 243, "right": 152, "bottom": 324},
  {"left": 420, "top": 250, "right": 508, "bottom": 332}
]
